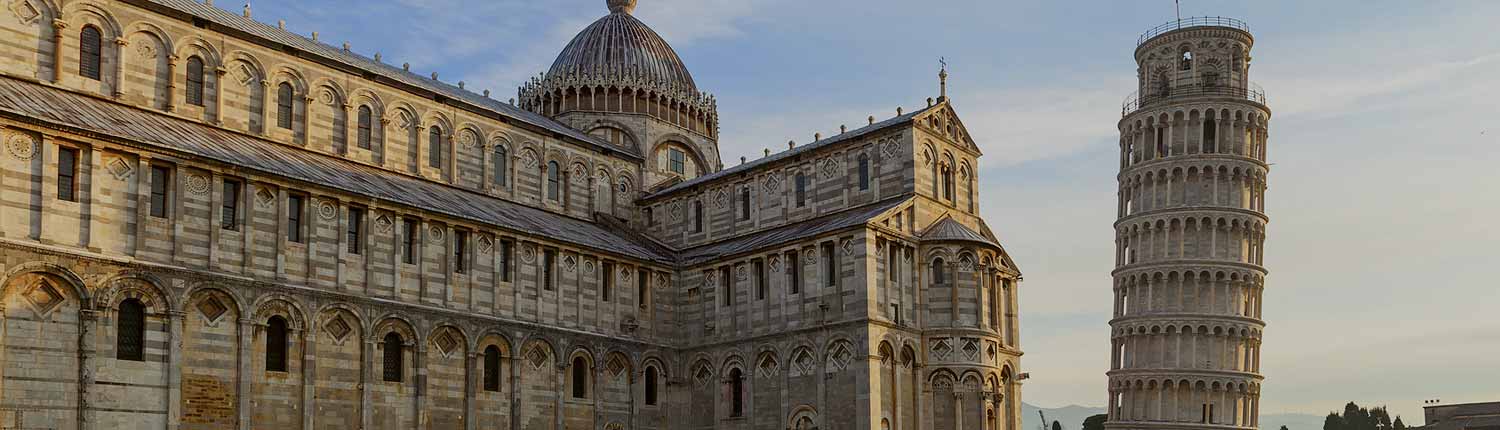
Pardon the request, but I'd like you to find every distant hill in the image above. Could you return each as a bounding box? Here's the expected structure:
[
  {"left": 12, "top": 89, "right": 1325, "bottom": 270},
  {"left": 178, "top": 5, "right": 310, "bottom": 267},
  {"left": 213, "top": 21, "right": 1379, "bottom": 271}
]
[{"left": 1021, "top": 403, "right": 1326, "bottom": 430}]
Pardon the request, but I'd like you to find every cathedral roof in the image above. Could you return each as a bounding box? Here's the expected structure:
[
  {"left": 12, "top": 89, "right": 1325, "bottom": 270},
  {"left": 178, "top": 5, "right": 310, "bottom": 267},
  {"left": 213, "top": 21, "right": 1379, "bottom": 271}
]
[
  {"left": 0, "top": 76, "right": 672, "bottom": 264},
  {"left": 546, "top": 0, "right": 698, "bottom": 93},
  {"left": 921, "top": 216, "right": 1001, "bottom": 248}
]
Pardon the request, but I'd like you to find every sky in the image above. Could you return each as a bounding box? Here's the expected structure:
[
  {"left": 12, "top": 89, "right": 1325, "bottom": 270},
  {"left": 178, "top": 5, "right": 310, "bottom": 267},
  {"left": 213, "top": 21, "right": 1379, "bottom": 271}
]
[{"left": 239, "top": 0, "right": 1500, "bottom": 421}]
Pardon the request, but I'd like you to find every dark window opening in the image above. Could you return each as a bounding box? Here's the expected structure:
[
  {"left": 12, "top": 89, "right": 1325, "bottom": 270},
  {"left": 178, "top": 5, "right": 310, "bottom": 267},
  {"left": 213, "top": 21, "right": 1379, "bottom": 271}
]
[
  {"left": 543, "top": 250, "right": 556, "bottom": 290},
  {"left": 1203, "top": 115, "right": 1218, "bottom": 153},
  {"left": 221, "top": 180, "right": 241, "bottom": 230},
  {"left": 754, "top": 259, "right": 766, "bottom": 300},
  {"left": 482, "top": 345, "right": 501, "bottom": 392},
  {"left": 787, "top": 250, "right": 801, "bottom": 294},
  {"left": 499, "top": 240, "right": 513, "bottom": 282},
  {"left": 1181, "top": 49, "right": 1194, "bottom": 71},
  {"left": 570, "top": 357, "right": 588, "bottom": 399},
  {"left": 276, "top": 83, "right": 294, "bottom": 130},
  {"left": 347, "top": 207, "right": 364, "bottom": 254},
  {"left": 822, "top": 242, "right": 837, "bottom": 288},
  {"left": 286, "top": 194, "right": 304, "bottom": 243},
  {"left": 116, "top": 298, "right": 146, "bottom": 361},
  {"left": 795, "top": 173, "right": 808, "bottom": 207},
  {"left": 453, "top": 230, "right": 468, "bottom": 274},
  {"left": 602, "top": 262, "right": 614, "bottom": 302},
  {"left": 185, "top": 56, "right": 206, "bottom": 106},
  {"left": 402, "top": 218, "right": 419, "bottom": 264},
  {"left": 493, "top": 146, "right": 508, "bottom": 186},
  {"left": 721, "top": 266, "right": 733, "bottom": 307},
  {"left": 858, "top": 154, "right": 870, "bottom": 190},
  {"left": 266, "top": 316, "right": 289, "bottom": 372},
  {"left": 644, "top": 366, "right": 659, "bottom": 405},
  {"left": 356, "top": 105, "right": 373, "bottom": 149},
  {"left": 428, "top": 126, "right": 444, "bottom": 169},
  {"left": 637, "top": 270, "right": 648, "bottom": 307},
  {"left": 79, "top": 26, "right": 102, "bottom": 80},
  {"left": 933, "top": 258, "right": 946, "bottom": 286},
  {"left": 57, "top": 147, "right": 78, "bottom": 202},
  {"left": 668, "top": 148, "right": 686, "bottom": 175},
  {"left": 740, "top": 187, "right": 751, "bottom": 220},
  {"left": 546, "top": 161, "right": 560, "bottom": 201},
  {"left": 382, "top": 332, "right": 403, "bottom": 382},
  {"left": 149, "top": 165, "right": 171, "bottom": 218},
  {"left": 693, "top": 201, "right": 704, "bottom": 233},
  {"left": 729, "top": 368, "right": 744, "bottom": 417}
]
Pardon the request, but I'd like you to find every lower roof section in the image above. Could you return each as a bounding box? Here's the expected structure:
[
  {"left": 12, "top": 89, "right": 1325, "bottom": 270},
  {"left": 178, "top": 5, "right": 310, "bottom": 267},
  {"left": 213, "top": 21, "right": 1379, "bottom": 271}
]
[
  {"left": 0, "top": 77, "right": 672, "bottom": 264},
  {"left": 677, "top": 197, "right": 911, "bottom": 267}
]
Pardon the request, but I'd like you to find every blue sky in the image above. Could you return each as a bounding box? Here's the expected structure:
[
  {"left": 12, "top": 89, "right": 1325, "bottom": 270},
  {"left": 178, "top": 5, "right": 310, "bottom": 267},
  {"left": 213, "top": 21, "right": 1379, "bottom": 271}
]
[{"left": 242, "top": 0, "right": 1499, "bottom": 420}]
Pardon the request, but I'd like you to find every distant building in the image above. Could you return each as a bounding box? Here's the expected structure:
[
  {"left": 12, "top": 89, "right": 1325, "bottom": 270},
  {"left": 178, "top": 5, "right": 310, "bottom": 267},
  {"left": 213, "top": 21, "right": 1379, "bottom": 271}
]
[{"left": 1420, "top": 402, "right": 1500, "bottom": 430}]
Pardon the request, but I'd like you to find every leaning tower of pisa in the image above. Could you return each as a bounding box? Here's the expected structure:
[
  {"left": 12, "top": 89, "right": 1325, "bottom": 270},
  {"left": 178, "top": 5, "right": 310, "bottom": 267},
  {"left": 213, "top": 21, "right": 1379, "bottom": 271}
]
[{"left": 1107, "top": 17, "right": 1271, "bottom": 430}]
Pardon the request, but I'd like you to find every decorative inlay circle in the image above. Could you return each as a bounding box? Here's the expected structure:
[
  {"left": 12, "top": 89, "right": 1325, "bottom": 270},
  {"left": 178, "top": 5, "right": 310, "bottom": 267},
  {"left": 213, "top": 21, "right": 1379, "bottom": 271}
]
[
  {"left": 317, "top": 200, "right": 337, "bottom": 220},
  {"left": 186, "top": 174, "right": 210, "bottom": 195},
  {"left": 6, "top": 135, "right": 36, "bottom": 161}
]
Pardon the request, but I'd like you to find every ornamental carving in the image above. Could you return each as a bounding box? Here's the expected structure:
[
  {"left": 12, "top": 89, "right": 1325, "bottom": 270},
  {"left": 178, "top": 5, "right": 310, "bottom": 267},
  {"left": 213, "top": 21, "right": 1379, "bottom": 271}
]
[
  {"left": 6, "top": 134, "right": 36, "bottom": 161},
  {"left": 477, "top": 235, "right": 493, "bottom": 255},
  {"left": 821, "top": 158, "right": 839, "bottom": 179},
  {"left": 768, "top": 255, "right": 781, "bottom": 273},
  {"left": 317, "top": 199, "right": 337, "bottom": 220},
  {"left": 582, "top": 259, "right": 594, "bottom": 275},
  {"left": 185, "top": 173, "right": 210, "bottom": 195},
  {"left": 713, "top": 189, "right": 727, "bottom": 209},
  {"left": 375, "top": 214, "right": 393, "bottom": 234},
  {"left": 763, "top": 174, "right": 781, "bottom": 193},
  {"left": 428, "top": 226, "right": 445, "bottom": 244},
  {"left": 255, "top": 187, "right": 276, "bottom": 207},
  {"left": 520, "top": 148, "right": 538, "bottom": 168},
  {"left": 841, "top": 239, "right": 854, "bottom": 256},
  {"left": 107, "top": 156, "right": 134, "bottom": 180},
  {"left": 234, "top": 63, "right": 256, "bottom": 86},
  {"left": 521, "top": 245, "right": 536, "bottom": 263},
  {"left": 562, "top": 255, "right": 577, "bottom": 272},
  {"left": 882, "top": 136, "right": 900, "bottom": 157},
  {"left": 10, "top": 0, "right": 41, "bottom": 25}
]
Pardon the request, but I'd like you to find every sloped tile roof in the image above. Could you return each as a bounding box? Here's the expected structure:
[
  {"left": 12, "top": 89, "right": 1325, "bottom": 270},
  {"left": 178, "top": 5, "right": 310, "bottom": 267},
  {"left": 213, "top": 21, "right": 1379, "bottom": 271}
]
[
  {"left": 130, "top": 0, "right": 639, "bottom": 161},
  {"left": 677, "top": 197, "right": 910, "bottom": 266},
  {"left": 643, "top": 103, "right": 941, "bottom": 199},
  {"left": 920, "top": 215, "right": 1001, "bottom": 248},
  {"left": 0, "top": 77, "right": 671, "bottom": 263}
]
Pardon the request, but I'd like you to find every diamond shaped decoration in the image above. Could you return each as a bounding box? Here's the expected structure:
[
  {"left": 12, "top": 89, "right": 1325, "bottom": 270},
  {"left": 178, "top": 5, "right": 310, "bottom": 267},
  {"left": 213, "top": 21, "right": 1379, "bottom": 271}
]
[
  {"left": 434, "top": 332, "right": 458, "bottom": 357},
  {"left": 477, "top": 236, "right": 494, "bottom": 255},
  {"left": 794, "top": 350, "right": 816, "bottom": 376},
  {"left": 197, "top": 297, "right": 227, "bottom": 323},
  {"left": 526, "top": 347, "right": 548, "bottom": 369},
  {"left": 562, "top": 255, "right": 577, "bottom": 272},
  {"left": 107, "top": 157, "right": 134, "bottom": 180},
  {"left": 24, "top": 282, "right": 64, "bottom": 316},
  {"left": 827, "top": 342, "right": 853, "bottom": 372},
  {"left": 962, "top": 338, "right": 980, "bottom": 360},
  {"left": 932, "top": 339, "right": 953, "bottom": 361},
  {"left": 234, "top": 63, "right": 256, "bottom": 86},
  {"left": 375, "top": 214, "right": 393, "bottom": 234},
  {"left": 606, "top": 356, "right": 626, "bottom": 378},
  {"left": 325, "top": 317, "right": 352, "bottom": 343},
  {"left": 757, "top": 355, "right": 779, "bottom": 378},
  {"left": 822, "top": 158, "right": 839, "bottom": 179},
  {"left": 693, "top": 364, "right": 713, "bottom": 387},
  {"left": 763, "top": 175, "right": 781, "bottom": 193},
  {"left": 255, "top": 187, "right": 275, "bottom": 207},
  {"left": 12, "top": 0, "right": 41, "bottom": 24}
]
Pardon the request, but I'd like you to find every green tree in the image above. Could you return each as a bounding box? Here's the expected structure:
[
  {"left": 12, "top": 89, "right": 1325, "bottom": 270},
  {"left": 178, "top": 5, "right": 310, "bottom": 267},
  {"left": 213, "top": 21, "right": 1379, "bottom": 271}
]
[
  {"left": 1393, "top": 416, "right": 1407, "bottom": 430},
  {"left": 1281, "top": 426, "right": 1291, "bottom": 430},
  {"left": 1052, "top": 420, "right": 1062, "bottom": 430},
  {"left": 1325, "top": 412, "right": 1346, "bottom": 430},
  {"left": 1082, "top": 414, "right": 1107, "bottom": 430}
]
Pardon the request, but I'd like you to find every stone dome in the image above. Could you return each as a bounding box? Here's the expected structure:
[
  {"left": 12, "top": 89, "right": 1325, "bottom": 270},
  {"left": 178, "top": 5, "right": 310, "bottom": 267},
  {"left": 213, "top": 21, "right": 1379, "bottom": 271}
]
[{"left": 545, "top": 0, "right": 697, "bottom": 93}]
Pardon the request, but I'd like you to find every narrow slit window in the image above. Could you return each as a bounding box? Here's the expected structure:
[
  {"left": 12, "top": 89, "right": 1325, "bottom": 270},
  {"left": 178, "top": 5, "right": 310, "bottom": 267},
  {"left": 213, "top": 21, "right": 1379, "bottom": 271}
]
[
  {"left": 453, "top": 230, "right": 468, "bottom": 274},
  {"left": 602, "top": 262, "right": 614, "bottom": 302},
  {"left": 346, "top": 207, "right": 364, "bottom": 254},
  {"left": 57, "top": 147, "right": 78, "bottom": 202},
  {"left": 499, "top": 240, "right": 513, "bottom": 282},
  {"left": 402, "top": 218, "right": 419, "bottom": 264},
  {"left": 858, "top": 154, "right": 870, "bottom": 190},
  {"left": 483, "top": 345, "right": 501, "bottom": 392},
  {"left": 276, "top": 83, "right": 294, "bottom": 130},
  {"left": 428, "top": 126, "right": 444, "bottom": 169},
  {"left": 221, "top": 180, "right": 240, "bottom": 230},
  {"left": 787, "top": 250, "right": 801, "bottom": 294},
  {"left": 265, "top": 316, "right": 288, "bottom": 372},
  {"left": 754, "top": 259, "right": 766, "bottom": 300},
  {"left": 286, "top": 194, "right": 304, "bottom": 243},
  {"left": 79, "top": 26, "right": 102, "bottom": 80},
  {"left": 116, "top": 298, "right": 146, "bottom": 361},
  {"left": 382, "top": 333, "right": 403, "bottom": 382},
  {"left": 149, "top": 165, "right": 171, "bottom": 218},
  {"left": 795, "top": 173, "right": 808, "bottom": 207},
  {"left": 185, "top": 56, "right": 206, "bottom": 106},
  {"left": 356, "top": 106, "right": 373, "bottom": 149},
  {"left": 546, "top": 161, "right": 560, "bottom": 201},
  {"left": 543, "top": 250, "right": 556, "bottom": 290}
]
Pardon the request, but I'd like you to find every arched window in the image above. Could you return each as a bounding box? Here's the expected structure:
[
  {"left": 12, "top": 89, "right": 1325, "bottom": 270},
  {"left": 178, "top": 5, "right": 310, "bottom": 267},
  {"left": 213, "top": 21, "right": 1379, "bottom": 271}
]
[
  {"left": 857, "top": 154, "right": 870, "bottom": 191},
  {"left": 941, "top": 166, "right": 955, "bottom": 201},
  {"left": 1155, "top": 126, "right": 1166, "bottom": 158},
  {"left": 356, "top": 105, "right": 373, "bottom": 149},
  {"left": 1180, "top": 49, "right": 1193, "bottom": 71},
  {"left": 116, "top": 298, "right": 146, "bottom": 361},
  {"left": 739, "top": 187, "right": 751, "bottom": 220},
  {"left": 266, "top": 316, "right": 289, "bottom": 372},
  {"left": 1202, "top": 113, "right": 1218, "bottom": 153},
  {"left": 795, "top": 173, "right": 807, "bottom": 207},
  {"left": 667, "top": 147, "right": 686, "bottom": 175},
  {"left": 483, "top": 345, "right": 501, "bottom": 392},
  {"left": 546, "top": 161, "right": 560, "bottom": 201},
  {"left": 644, "top": 366, "right": 659, "bottom": 405},
  {"left": 932, "top": 258, "right": 946, "bottom": 286},
  {"left": 382, "top": 332, "right": 403, "bottom": 382},
  {"left": 428, "top": 126, "right": 444, "bottom": 169},
  {"left": 729, "top": 368, "right": 744, "bottom": 417},
  {"left": 693, "top": 200, "right": 704, "bottom": 233},
  {"left": 493, "top": 146, "right": 508, "bottom": 186},
  {"left": 570, "top": 356, "right": 588, "bottom": 399},
  {"left": 185, "top": 56, "right": 206, "bottom": 106},
  {"left": 79, "top": 26, "right": 102, "bottom": 80},
  {"left": 276, "top": 83, "right": 294, "bottom": 130}
]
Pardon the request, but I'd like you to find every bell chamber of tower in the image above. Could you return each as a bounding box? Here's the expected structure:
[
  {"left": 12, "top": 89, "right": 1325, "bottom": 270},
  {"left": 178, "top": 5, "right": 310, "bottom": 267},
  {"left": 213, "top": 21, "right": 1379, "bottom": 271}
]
[{"left": 1108, "top": 17, "right": 1272, "bottom": 430}]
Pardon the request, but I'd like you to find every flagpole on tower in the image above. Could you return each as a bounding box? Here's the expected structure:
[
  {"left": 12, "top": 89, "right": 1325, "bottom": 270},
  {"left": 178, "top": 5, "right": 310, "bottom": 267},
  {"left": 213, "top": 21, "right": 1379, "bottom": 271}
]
[{"left": 1175, "top": 0, "right": 1182, "bottom": 28}]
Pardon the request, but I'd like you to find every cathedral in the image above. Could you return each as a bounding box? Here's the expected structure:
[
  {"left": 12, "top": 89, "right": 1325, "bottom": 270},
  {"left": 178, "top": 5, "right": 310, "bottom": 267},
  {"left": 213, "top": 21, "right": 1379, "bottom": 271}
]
[{"left": 0, "top": 0, "right": 1021, "bottom": 429}]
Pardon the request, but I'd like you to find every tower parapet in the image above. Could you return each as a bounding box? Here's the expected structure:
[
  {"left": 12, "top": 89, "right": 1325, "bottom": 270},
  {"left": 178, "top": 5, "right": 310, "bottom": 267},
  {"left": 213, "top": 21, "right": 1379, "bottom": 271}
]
[{"left": 1108, "top": 17, "right": 1272, "bottom": 430}]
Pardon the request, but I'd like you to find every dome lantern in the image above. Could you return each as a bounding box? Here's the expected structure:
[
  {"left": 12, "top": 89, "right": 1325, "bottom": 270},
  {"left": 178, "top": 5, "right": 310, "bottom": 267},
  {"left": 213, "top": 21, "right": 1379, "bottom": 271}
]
[{"left": 607, "top": 0, "right": 637, "bottom": 15}]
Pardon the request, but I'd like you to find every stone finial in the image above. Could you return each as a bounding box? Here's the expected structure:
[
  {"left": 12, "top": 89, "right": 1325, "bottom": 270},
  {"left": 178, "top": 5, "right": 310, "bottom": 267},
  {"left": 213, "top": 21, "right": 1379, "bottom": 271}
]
[
  {"left": 740, "top": 156, "right": 747, "bottom": 165},
  {"left": 402, "top": 63, "right": 411, "bottom": 71},
  {"left": 458, "top": 81, "right": 466, "bottom": 89},
  {"left": 840, "top": 125, "right": 847, "bottom": 134},
  {"left": 342, "top": 42, "right": 351, "bottom": 51},
  {"left": 814, "top": 133, "right": 822, "bottom": 141},
  {"left": 927, "top": 97, "right": 934, "bottom": 107},
  {"left": 277, "top": 20, "right": 285, "bottom": 30},
  {"left": 788, "top": 140, "right": 796, "bottom": 149},
  {"left": 311, "top": 31, "right": 318, "bottom": 42},
  {"left": 242, "top": 2, "right": 251, "bottom": 18},
  {"left": 483, "top": 89, "right": 491, "bottom": 97},
  {"left": 764, "top": 149, "right": 770, "bottom": 157},
  {"left": 607, "top": 0, "right": 638, "bottom": 15},
  {"left": 897, "top": 107, "right": 904, "bottom": 116},
  {"left": 205, "top": 0, "right": 214, "bottom": 6},
  {"left": 868, "top": 116, "right": 875, "bottom": 125},
  {"left": 431, "top": 72, "right": 439, "bottom": 80},
  {"left": 374, "top": 52, "right": 382, "bottom": 62},
  {"left": 509, "top": 98, "right": 517, "bottom": 106}
]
